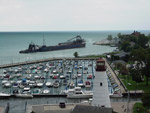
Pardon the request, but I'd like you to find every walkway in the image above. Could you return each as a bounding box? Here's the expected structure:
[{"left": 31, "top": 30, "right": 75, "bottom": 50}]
[
  {"left": 92, "top": 71, "right": 111, "bottom": 107},
  {"left": 111, "top": 102, "right": 136, "bottom": 113},
  {"left": 104, "top": 58, "right": 126, "bottom": 93}
]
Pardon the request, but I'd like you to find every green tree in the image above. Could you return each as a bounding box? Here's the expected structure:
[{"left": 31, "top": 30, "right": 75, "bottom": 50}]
[
  {"left": 141, "top": 91, "right": 150, "bottom": 107},
  {"left": 74, "top": 52, "right": 79, "bottom": 58},
  {"left": 138, "top": 34, "right": 149, "bottom": 48},
  {"left": 131, "top": 48, "right": 150, "bottom": 86},
  {"left": 117, "top": 33, "right": 121, "bottom": 38},
  {"left": 120, "top": 41, "right": 130, "bottom": 52},
  {"left": 107, "top": 35, "right": 113, "bottom": 41}
]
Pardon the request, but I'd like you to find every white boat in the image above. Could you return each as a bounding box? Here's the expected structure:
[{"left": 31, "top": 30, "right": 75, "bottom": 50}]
[
  {"left": 43, "top": 89, "right": 50, "bottom": 94},
  {"left": 60, "top": 75, "right": 65, "bottom": 79},
  {"left": 69, "top": 81, "right": 75, "bottom": 88},
  {"left": 77, "top": 73, "right": 82, "bottom": 77},
  {"left": 2, "top": 80, "right": 8, "bottom": 85},
  {"left": 44, "top": 68, "right": 49, "bottom": 73},
  {"left": 45, "top": 82, "right": 53, "bottom": 87},
  {"left": 53, "top": 81, "right": 59, "bottom": 88},
  {"left": 4, "top": 82, "right": 11, "bottom": 88},
  {"left": 37, "top": 82, "right": 44, "bottom": 87},
  {"left": 67, "top": 87, "right": 93, "bottom": 99},
  {"left": 0, "top": 92, "right": 11, "bottom": 97},
  {"left": 15, "top": 94, "right": 33, "bottom": 98}
]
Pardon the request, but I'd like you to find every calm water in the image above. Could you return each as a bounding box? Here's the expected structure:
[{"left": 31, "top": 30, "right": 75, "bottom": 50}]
[{"left": 1, "top": 30, "right": 149, "bottom": 65}]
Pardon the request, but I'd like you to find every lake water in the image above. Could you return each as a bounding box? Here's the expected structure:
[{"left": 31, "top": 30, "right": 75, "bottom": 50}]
[{"left": 1, "top": 30, "right": 149, "bottom": 65}]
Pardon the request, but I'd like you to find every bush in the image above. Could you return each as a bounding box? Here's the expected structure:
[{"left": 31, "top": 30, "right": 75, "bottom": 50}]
[{"left": 141, "top": 91, "right": 150, "bottom": 107}]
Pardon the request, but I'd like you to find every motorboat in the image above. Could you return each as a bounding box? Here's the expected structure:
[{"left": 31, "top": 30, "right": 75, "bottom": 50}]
[
  {"left": 53, "top": 80, "right": 60, "bottom": 88},
  {"left": 15, "top": 93, "right": 33, "bottom": 98},
  {"left": 0, "top": 92, "right": 11, "bottom": 97},
  {"left": 45, "top": 82, "right": 53, "bottom": 87},
  {"left": 37, "top": 82, "right": 44, "bottom": 87},
  {"left": 77, "top": 80, "right": 84, "bottom": 87},
  {"left": 60, "top": 75, "right": 65, "bottom": 79},
  {"left": 67, "top": 87, "right": 93, "bottom": 99},
  {"left": 87, "top": 75, "right": 92, "bottom": 79},
  {"left": 33, "top": 89, "right": 41, "bottom": 94},
  {"left": 43, "top": 89, "right": 50, "bottom": 94},
  {"left": 77, "top": 73, "right": 82, "bottom": 77},
  {"left": 69, "top": 81, "right": 75, "bottom": 88},
  {"left": 85, "top": 81, "right": 91, "bottom": 88},
  {"left": 44, "top": 68, "right": 49, "bottom": 73},
  {"left": 62, "top": 79, "right": 68, "bottom": 85},
  {"left": 2, "top": 80, "right": 8, "bottom": 85},
  {"left": 52, "top": 75, "right": 58, "bottom": 79},
  {"left": 4, "top": 82, "right": 11, "bottom": 88}
]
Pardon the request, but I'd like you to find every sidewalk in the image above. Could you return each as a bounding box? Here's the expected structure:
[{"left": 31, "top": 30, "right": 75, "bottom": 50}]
[
  {"left": 104, "top": 58, "right": 126, "bottom": 93},
  {"left": 111, "top": 102, "right": 136, "bottom": 113}
]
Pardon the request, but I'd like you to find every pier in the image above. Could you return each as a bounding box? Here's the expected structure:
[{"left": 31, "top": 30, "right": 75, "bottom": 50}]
[{"left": 0, "top": 57, "right": 98, "bottom": 69}]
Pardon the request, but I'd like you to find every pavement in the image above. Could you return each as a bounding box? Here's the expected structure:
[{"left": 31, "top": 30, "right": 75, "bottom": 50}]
[
  {"left": 111, "top": 102, "right": 136, "bottom": 113},
  {"left": 26, "top": 104, "right": 77, "bottom": 113},
  {"left": 104, "top": 58, "right": 126, "bottom": 93},
  {"left": 0, "top": 107, "right": 4, "bottom": 113}
]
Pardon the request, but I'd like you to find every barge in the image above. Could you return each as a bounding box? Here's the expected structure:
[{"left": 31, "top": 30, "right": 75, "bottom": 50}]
[{"left": 19, "top": 35, "right": 86, "bottom": 53}]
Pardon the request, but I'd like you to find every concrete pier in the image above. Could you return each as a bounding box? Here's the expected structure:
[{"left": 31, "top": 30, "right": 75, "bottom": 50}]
[{"left": 92, "top": 71, "right": 111, "bottom": 107}]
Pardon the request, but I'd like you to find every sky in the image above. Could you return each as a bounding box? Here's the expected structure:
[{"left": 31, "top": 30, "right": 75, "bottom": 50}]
[{"left": 0, "top": 0, "right": 150, "bottom": 31}]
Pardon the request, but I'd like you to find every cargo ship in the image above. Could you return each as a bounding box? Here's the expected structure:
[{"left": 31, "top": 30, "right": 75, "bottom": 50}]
[{"left": 19, "top": 35, "right": 86, "bottom": 53}]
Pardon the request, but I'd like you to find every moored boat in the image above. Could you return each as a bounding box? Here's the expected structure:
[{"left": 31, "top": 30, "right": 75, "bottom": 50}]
[
  {"left": 67, "top": 87, "right": 93, "bottom": 99},
  {"left": 0, "top": 92, "right": 11, "bottom": 97},
  {"left": 15, "top": 93, "right": 33, "bottom": 98}
]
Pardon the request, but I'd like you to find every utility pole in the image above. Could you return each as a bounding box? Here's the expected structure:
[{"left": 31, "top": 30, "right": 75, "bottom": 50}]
[{"left": 127, "top": 90, "right": 130, "bottom": 113}]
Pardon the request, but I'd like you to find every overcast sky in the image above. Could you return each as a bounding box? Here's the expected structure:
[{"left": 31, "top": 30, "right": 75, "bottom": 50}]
[{"left": 0, "top": 0, "right": 150, "bottom": 31}]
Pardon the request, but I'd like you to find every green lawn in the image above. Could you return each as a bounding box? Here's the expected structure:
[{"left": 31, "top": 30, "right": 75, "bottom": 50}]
[
  {"left": 118, "top": 74, "right": 150, "bottom": 91},
  {"left": 133, "top": 103, "right": 148, "bottom": 113},
  {"left": 79, "top": 54, "right": 106, "bottom": 58}
]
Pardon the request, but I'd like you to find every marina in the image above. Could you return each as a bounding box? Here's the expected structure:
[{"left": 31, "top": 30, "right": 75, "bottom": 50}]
[{"left": 0, "top": 58, "right": 121, "bottom": 99}]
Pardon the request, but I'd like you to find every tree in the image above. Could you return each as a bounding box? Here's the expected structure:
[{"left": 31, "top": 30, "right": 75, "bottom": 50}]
[
  {"left": 141, "top": 90, "right": 150, "bottom": 107},
  {"left": 74, "top": 52, "right": 79, "bottom": 58},
  {"left": 129, "top": 67, "right": 143, "bottom": 83},
  {"left": 138, "top": 34, "right": 149, "bottom": 48},
  {"left": 107, "top": 35, "right": 113, "bottom": 41},
  {"left": 120, "top": 41, "right": 130, "bottom": 52},
  {"left": 131, "top": 48, "right": 150, "bottom": 86},
  {"left": 115, "top": 63, "right": 129, "bottom": 75},
  {"left": 117, "top": 33, "right": 121, "bottom": 38}
]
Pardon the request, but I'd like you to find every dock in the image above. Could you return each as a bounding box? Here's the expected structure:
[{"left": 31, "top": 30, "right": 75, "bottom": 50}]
[
  {"left": 0, "top": 57, "right": 98, "bottom": 69},
  {"left": 92, "top": 71, "right": 111, "bottom": 107}
]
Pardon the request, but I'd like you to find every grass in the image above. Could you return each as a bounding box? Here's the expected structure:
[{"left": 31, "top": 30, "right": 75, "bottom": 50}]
[
  {"left": 79, "top": 54, "right": 106, "bottom": 58},
  {"left": 133, "top": 102, "right": 148, "bottom": 113},
  {"left": 118, "top": 74, "right": 150, "bottom": 91}
]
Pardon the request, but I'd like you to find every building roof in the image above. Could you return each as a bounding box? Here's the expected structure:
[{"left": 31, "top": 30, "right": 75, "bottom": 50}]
[
  {"left": 112, "top": 60, "right": 126, "bottom": 65},
  {"left": 113, "top": 51, "right": 129, "bottom": 58},
  {"left": 72, "top": 105, "right": 112, "bottom": 113}
]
